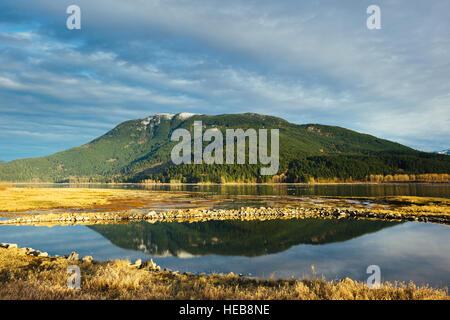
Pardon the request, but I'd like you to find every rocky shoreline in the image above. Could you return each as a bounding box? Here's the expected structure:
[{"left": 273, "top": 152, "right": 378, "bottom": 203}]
[
  {"left": 0, "top": 205, "right": 449, "bottom": 226},
  {"left": 0, "top": 242, "right": 162, "bottom": 271}
]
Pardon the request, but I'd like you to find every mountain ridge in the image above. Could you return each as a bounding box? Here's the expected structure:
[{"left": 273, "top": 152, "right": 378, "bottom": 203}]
[{"left": 0, "top": 112, "right": 448, "bottom": 183}]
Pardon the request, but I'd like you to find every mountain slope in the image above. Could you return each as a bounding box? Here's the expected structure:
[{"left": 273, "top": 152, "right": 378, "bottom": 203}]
[
  {"left": 0, "top": 113, "right": 448, "bottom": 182},
  {"left": 436, "top": 149, "right": 450, "bottom": 155}
]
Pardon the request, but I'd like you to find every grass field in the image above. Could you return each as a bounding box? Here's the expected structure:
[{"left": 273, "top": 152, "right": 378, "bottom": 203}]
[
  {"left": 0, "top": 187, "right": 188, "bottom": 212},
  {"left": 0, "top": 246, "right": 447, "bottom": 300}
]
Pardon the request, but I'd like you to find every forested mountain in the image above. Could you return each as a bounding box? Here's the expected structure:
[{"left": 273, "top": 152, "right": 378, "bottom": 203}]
[{"left": 0, "top": 113, "right": 448, "bottom": 183}]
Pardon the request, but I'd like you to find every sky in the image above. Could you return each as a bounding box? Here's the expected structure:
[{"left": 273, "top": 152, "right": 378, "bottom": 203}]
[{"left": 0, "top": 0, "right": 449, "bottom": 161}]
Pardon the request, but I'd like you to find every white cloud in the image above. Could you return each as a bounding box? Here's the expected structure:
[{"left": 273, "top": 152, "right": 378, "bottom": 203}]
[{"left": 0, "top": 0, "right": 449, "bottom": 160}]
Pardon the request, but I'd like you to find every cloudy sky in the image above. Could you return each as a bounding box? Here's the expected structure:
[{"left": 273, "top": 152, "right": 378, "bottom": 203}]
[{"left": 0, "top": 0, "right": 449, "bottom": 161}]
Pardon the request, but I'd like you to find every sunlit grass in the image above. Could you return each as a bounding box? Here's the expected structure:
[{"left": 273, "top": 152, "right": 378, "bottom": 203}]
[
  {"left": 0, "top": 247, "right": 447, "bottom": 300},
  {"left": 0, "top": 187, "right": 186, "bottom": 212}
]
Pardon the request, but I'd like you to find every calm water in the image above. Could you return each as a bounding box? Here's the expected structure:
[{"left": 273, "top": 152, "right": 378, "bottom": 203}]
[
  {"left": 3, "top": 183, "right": 449, "bottom": 286},
  {"left": 0, "top": 219, "right": 448, "bottom": 287},
  {"left": 12, "top": 183, "right": 450, "bottom": 198}
]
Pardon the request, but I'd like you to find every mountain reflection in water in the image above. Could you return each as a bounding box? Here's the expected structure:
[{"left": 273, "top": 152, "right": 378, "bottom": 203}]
[{"left": 89, "top": 219, "right": 398, "bottom": 257}]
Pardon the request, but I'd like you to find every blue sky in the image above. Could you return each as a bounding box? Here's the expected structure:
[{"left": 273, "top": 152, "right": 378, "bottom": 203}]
[{"left": 0, "top": 0, "right": 449, "bottom": 161}]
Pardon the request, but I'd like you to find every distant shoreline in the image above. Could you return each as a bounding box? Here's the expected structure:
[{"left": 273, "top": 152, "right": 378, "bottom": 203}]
[{"left": 4, "top": 181, "right": 450, "bottom": 186}]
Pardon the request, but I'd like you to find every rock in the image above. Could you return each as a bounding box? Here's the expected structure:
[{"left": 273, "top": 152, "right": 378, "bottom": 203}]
[
  {"left": 146, "top": 211, "right": 158, "bottom": 218},
  {"left": 82, "top": 256, "right": 93, "bottom": 263},
  {"left": 38, "top": 252, "right": 49, "bottom": 257},
  {"left": 67, "top": 252, "right": 79, "bottom": 261},
  {"left": 141, "top": 258, "right": 159, "bottom": 270},
  {"left": 2, "top": 243, "right": 18, "bottom": 248},
  {"left": 130, "top": 259, "right": 142, "bottom": 268}
]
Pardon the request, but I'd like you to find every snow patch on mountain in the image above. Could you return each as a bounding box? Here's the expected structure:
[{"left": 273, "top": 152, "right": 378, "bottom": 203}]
[
  {"left": 141, "top": 113, "right": 175, "bottom": 127},
  {"left": 436, "top": 149, "right": 450, "bottom": 155},
  {"left": 141, "top": 112, "right": 197, "bottom": 127},
  {"left": 176, "top": 112, "right": 198, "bottom": 120},
  {"left": 157, "top": 113, "right": 176, "bottom": 120}
]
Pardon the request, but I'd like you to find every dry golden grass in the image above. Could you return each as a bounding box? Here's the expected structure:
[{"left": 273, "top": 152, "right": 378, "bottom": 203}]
[
  {"left": 0, "top": 187, "right": 188, "bottom": 212},
  {"left": 0, "top": 247, "right": 447, "bottom": 300},
  {"left": 351, "top": 196, "right": 450, "bottom": 218},
  {"left": 382, "top": 196, "right": 450, "bottom": 206},
  {"left": 369, "top": 174, "right": 450, "bottom": 183}
]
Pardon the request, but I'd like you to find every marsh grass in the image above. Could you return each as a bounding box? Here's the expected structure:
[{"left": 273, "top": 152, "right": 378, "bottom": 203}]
[
  {"left": 0, "top": 187, "right": 189, "bottom": 212},
  {"left": 0, "top": 247, "right": 447, "bottom": 300}
]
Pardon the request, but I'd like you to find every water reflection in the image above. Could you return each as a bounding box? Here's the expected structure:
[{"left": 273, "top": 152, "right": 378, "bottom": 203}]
[
  {"left": 0, "top": 219, "right": 448, "bottom": 287},
  {"left": 89, "top": 219, "right": 397, "bottom": 257},
  {"left": 14, "top": 183, "right": 450, "bottom": 198}
]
